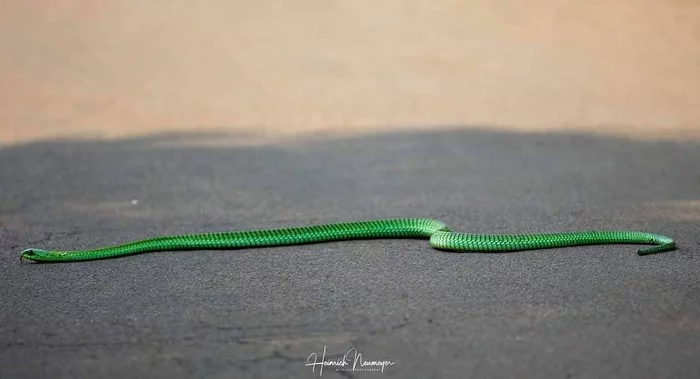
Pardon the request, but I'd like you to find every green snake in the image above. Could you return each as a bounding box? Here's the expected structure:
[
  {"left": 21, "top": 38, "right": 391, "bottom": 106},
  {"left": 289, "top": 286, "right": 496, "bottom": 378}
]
[{"left": 20, "top": 218, "right": 675, "bottom": 262}]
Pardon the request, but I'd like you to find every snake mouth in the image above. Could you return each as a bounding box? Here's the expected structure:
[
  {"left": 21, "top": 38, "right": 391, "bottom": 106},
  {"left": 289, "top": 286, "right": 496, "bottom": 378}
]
[{"left": 19, "top": 249, "right": 34, "bottom": 262}]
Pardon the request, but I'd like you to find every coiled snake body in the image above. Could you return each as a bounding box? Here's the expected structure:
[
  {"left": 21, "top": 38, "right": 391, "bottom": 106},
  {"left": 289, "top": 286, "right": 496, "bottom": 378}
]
[{"left": 20, "top": 218, "right": 675, "bottom": 262}]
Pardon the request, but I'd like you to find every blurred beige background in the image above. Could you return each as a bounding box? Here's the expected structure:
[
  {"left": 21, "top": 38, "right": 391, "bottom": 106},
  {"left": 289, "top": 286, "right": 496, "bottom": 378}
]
[{"left": 1, "top": 0, "right": 699, "bottom": 145}]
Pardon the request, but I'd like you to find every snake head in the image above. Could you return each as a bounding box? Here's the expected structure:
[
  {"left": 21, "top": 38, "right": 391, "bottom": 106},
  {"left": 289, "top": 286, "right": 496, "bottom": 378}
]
[{"left": 20, "top": 248, "right": 53, "bottom": 262}]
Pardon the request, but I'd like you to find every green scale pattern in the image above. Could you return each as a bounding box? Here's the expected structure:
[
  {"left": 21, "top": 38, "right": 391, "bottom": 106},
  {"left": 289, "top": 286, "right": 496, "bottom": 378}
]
[{"left": 20, "top": 218, "right": 675, "bottom": 263}]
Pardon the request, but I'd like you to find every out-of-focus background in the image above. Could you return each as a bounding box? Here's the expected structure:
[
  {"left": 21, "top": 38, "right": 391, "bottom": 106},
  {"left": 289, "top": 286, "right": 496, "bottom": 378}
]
[{"left": 1, "top": 0, "right": 699, "bottom": 145}]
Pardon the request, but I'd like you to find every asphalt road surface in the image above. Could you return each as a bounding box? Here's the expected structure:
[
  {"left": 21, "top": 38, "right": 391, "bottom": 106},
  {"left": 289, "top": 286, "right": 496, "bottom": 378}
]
[
  {"left": 2, "top": 1, "right": 700, "bottom": 378},
  {"left": 2, "top": 129, "right": 700, "bottom": 378}
]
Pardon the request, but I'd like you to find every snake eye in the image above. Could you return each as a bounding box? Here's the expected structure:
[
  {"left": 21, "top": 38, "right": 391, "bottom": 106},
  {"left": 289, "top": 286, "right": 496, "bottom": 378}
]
[{"left": 22, "top": 249, "right": 35, "bottom": 256}]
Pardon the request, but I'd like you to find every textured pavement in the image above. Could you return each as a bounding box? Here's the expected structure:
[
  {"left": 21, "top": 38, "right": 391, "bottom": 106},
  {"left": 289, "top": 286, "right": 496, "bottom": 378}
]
[
  {"left": 2, "top": 1, "right": 700, "bottom": 378},
  {"left": 2, "top": 129, "right": 700, "bottom": 378}
]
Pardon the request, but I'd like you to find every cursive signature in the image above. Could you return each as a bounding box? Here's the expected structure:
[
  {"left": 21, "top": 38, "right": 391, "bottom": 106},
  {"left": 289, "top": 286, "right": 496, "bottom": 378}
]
[{"left": 306, "top": 345, "right": 395, "bottom": 376}]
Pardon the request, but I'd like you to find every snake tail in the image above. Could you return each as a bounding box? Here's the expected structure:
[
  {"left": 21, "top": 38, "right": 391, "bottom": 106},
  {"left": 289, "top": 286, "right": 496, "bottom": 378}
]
[{"left": 428, "top": 230, "right": 675, "bottom": 255}]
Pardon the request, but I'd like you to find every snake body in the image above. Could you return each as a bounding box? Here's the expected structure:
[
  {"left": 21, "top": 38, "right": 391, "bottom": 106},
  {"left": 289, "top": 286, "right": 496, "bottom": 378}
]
[{"left": 20, "top": 218, "right": 675, "bottom": 262}]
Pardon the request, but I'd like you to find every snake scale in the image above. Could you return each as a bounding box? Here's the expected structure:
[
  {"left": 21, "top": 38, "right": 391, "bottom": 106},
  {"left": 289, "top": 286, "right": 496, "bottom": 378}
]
[{"left": 20, "top": 218, "right": 675, "bottom": 262}]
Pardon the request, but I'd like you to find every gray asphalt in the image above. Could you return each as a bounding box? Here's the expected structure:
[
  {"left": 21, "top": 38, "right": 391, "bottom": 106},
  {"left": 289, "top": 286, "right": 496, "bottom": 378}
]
[{"left": 1, "top": 128, "right": 699, "bottom": 379}]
